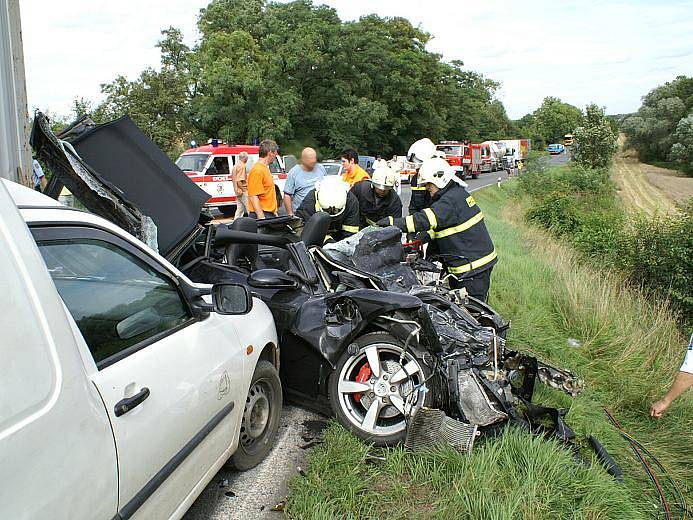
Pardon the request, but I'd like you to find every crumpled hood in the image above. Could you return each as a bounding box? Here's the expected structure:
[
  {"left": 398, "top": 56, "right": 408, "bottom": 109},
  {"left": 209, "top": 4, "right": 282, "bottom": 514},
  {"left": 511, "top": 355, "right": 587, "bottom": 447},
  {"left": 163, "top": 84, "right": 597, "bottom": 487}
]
[{"left": 31, "top": 112, "right": 210, "bottom": 257}]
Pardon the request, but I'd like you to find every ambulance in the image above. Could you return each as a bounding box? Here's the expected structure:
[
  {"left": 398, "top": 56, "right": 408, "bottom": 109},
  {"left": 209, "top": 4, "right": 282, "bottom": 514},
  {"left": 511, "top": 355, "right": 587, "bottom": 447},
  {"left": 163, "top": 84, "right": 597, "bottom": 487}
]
[{"left": 176, "top": 140, "right": 287, "bottom": 214}]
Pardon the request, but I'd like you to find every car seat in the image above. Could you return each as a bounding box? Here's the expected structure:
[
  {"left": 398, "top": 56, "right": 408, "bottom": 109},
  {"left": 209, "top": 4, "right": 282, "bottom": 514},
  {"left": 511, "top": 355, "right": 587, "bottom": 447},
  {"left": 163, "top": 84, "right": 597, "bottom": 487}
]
[
  {"left": 301, "top": 211, "right": 331, "bottom": 248},
  {"left": 225, "top": 217, "right": 259, "bottom": 271}
]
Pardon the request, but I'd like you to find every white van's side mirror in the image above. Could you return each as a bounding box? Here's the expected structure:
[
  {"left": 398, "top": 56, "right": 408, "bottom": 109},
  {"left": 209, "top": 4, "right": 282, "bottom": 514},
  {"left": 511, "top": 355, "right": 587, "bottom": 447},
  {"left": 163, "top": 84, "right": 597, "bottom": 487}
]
[{"left": 212, "top": 283, "right": 253, "bottom": 315}]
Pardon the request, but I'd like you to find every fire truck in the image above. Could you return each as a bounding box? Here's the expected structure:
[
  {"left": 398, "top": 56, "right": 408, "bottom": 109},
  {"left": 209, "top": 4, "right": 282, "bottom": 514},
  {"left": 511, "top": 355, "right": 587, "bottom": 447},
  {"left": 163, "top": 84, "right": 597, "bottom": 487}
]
[
  {"left": 175, "top": 140, "right": 287, "bottom": 214},
  {"left": 436, "top": 141, "right": 489, "bottom": 179}
]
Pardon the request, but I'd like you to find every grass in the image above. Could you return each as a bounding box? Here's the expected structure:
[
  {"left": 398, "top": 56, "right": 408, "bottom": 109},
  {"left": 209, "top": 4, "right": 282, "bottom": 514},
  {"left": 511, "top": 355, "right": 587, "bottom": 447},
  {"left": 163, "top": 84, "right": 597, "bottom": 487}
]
[
  {"left": 648, "top": 161, "right": 681, "bottom": 172},
  {"left": 285, "top": 181, "right": 692, "bottom": 519}
]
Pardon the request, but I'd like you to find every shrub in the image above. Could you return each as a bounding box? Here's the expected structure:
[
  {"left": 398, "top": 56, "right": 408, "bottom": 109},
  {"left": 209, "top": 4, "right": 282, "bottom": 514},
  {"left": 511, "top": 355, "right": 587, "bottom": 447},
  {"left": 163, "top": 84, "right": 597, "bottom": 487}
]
[{"left": 526, "top": 192, "right": 581, "bottom": 236}]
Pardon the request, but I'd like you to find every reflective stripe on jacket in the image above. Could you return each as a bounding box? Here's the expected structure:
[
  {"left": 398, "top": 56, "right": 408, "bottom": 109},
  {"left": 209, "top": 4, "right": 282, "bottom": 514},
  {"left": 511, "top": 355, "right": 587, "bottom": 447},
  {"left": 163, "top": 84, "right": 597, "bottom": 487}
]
[
  {"left": 296, "top": 188, "right": 361, "bottom": 242},
  {"left": 408, "top": 173, "right": 432, "bottom": 213},
  {"left": 351, "top": 181, "right": 402, "bottom": 229},
  {"left": 396, "top": 182, "right": 496, "bottom": 276}
]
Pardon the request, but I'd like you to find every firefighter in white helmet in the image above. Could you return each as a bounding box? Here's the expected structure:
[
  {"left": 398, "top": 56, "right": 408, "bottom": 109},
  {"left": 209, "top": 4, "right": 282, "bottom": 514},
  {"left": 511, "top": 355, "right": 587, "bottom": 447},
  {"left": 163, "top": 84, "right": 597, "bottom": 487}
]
[
  {"left": 407, "top": 138, "right": 437, "bottom": 213},
  {"left": 377, "top": 157, "right": 497, "bottom": 301},
  {"left": 296, "top": 175, "right": 361, "bottom": 243},
  {"left": 351, "top": 164, "right": 403, "bottom": 228}
]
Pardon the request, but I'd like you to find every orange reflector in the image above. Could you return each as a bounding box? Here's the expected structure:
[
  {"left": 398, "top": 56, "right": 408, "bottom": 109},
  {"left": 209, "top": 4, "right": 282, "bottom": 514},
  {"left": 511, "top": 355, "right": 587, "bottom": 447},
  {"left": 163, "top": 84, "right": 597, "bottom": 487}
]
[{"left": 246, "top": 345, "right": 254, "bottom": 355}]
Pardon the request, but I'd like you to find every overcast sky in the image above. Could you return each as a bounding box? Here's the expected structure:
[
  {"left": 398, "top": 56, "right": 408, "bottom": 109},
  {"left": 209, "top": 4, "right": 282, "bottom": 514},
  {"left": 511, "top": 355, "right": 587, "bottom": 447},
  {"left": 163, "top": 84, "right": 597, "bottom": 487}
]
[{"left": 20, "top": 0, "right": 693, "bottom": 120}]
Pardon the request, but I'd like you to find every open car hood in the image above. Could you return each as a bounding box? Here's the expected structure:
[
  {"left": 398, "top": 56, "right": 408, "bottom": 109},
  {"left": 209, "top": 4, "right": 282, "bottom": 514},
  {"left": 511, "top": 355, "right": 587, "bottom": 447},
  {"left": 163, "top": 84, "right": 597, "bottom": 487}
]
[{"left": 31, "top": 112, "right": 210, "bottom": 258}]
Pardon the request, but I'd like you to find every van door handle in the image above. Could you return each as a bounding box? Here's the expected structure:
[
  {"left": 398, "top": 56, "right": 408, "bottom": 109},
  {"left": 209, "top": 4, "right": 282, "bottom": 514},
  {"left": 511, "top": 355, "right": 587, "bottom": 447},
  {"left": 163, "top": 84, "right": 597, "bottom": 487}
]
[{"left": 114, "top": 387, "right": 150, "bottom": 417}]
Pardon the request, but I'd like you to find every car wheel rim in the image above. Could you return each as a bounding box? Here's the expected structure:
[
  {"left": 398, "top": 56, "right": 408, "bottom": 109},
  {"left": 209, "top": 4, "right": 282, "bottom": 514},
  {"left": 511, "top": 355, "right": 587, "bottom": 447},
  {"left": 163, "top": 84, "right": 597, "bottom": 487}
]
[
  {"left": 240, "top": 381, "right": 271, "bottom": 448},
  {"left": 337, "top": 343, "right": 426, "bottom": 437}
]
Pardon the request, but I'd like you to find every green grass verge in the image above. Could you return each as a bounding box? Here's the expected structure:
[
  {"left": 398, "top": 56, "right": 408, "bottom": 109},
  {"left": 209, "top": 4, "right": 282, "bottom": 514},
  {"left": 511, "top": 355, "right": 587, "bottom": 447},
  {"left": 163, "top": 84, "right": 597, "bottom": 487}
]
[{"left": 285, "top": 181, "right": 692, "bottom": 519}]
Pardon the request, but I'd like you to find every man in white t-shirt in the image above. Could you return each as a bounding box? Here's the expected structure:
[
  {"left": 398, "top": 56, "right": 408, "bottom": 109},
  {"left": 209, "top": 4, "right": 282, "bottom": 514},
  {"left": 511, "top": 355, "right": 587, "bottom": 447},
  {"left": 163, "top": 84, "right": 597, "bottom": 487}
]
[{"left": 650, "top": 333, "right": 693, "bottom": 418}]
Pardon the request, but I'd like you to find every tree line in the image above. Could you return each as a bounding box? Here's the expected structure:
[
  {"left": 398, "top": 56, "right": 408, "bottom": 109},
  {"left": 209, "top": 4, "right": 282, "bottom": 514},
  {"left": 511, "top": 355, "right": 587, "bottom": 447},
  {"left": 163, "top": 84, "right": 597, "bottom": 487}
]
[
  {"left": 58, "top": 0, "right": 588, "bottom": 159},
  {"left": 622, "top": 75, "right": 693, "bottom": 175}
]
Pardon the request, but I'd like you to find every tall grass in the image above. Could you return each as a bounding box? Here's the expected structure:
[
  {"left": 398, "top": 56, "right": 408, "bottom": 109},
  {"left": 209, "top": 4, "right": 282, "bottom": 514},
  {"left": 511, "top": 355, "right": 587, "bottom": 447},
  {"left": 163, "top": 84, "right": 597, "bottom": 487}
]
[{"left": 285, "top": 183, "right": 691, "bottom": 519}]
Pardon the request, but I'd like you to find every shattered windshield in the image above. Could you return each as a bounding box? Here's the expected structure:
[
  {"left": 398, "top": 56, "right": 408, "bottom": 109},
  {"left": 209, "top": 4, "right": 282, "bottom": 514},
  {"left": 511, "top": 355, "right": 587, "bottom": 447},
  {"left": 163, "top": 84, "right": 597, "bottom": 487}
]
[{"left": 175, "top": 153, "right": 209, "bottom": 172}]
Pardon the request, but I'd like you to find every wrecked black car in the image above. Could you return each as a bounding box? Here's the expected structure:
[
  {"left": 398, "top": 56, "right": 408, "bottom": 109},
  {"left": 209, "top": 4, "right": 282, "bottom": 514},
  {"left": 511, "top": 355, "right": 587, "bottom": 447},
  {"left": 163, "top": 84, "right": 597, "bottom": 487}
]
[{"left": 32, "top": 113, "right": 582, "bottom": 448}]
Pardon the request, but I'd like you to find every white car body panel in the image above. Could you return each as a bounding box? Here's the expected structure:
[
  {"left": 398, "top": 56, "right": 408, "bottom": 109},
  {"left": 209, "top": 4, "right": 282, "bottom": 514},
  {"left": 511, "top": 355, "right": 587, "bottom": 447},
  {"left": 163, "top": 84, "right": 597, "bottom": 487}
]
[
  {"left": 1, "top": 180, "right": 279, "bottom": 519},
  {"left": 0, "top": 180, "right": 118, "bottom": 519}
]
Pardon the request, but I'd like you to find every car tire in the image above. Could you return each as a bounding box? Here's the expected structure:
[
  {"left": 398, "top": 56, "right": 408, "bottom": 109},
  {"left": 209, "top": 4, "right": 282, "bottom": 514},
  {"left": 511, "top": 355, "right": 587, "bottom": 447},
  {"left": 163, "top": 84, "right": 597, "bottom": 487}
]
[
  {"left": 472, "top": 173, "right": 478, "bottom": 179},
  {"left": 328, "top": 332, "right": 432, "bottom": 446},
  {"left": 229, "top": 360, "right": 282, "bottom": 471}
]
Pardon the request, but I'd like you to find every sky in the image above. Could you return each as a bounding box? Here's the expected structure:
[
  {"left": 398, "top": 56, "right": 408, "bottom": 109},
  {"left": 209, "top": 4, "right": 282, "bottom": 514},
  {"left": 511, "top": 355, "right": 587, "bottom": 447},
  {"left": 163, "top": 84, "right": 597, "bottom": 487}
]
[{"left": 20, "top": 0, "right": 693, "bottom": 120}]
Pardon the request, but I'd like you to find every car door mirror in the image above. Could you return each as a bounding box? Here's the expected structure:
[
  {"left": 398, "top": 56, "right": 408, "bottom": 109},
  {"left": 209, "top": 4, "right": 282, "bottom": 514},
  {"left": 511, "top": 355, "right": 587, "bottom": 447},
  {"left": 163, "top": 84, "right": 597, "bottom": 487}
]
[
  {"left": 212, "top": 283, "right": 253, "bottom": 315},
  {"left": 248, "top": 268, "right": 298, "bottom": 289}
]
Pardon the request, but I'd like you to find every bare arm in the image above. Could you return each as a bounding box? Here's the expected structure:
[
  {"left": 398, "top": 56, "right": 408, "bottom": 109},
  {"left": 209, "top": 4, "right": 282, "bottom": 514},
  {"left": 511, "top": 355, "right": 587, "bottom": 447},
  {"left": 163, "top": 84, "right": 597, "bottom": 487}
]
[
  {"left": 283, "top": 193, "right": 294, "bottom": 216},
  {"left": 250, "top": 195, "right": 264, "bottom": 219},
  {"left": 651, "top": 371, "right": 693, "bottom": 418}
]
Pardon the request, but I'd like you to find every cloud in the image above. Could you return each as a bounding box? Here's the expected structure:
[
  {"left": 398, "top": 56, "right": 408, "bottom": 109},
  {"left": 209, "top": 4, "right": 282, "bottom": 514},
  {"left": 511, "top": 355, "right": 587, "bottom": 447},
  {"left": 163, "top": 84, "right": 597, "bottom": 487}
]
[{"left": 19, "top": 0, "right": 693, "bottom": 120}]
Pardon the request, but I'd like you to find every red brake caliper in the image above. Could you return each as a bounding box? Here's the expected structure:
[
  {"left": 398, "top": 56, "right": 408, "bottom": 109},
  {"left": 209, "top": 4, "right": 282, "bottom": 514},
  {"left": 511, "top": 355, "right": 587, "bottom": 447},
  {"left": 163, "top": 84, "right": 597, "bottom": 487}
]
[{"left": 353, "top": 363, "right": 372, "bottom": 403}]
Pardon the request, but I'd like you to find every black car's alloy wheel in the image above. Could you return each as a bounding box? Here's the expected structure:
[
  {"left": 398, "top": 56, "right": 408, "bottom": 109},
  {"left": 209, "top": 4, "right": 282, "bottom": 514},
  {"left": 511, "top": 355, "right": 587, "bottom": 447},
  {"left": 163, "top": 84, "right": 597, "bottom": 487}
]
[{"left": 329, "top": 332, "right": 431, "bottom": 446}]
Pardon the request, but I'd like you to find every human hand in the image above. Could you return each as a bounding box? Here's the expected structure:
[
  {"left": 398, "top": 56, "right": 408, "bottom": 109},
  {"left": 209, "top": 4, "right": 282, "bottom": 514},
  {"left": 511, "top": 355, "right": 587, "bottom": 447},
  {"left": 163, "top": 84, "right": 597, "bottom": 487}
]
[{"left": 650, "top": 397, "right": 671, "bottom": 418}]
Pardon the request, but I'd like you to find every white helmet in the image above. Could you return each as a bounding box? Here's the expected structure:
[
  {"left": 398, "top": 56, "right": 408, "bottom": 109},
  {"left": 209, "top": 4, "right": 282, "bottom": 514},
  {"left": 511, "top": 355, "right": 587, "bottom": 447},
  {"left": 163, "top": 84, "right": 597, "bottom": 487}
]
[
  {"left": 418, "top": 157, "right": 455, "bottom": 189},
  {"left": 316, "top": 176, "right": 349, "bottom": 217},
  {"left": 407, "top": 138, "right": 437, "bottom": 168},
  {"left": 371, "top": 165, "right": 397, "bottom": 190}
]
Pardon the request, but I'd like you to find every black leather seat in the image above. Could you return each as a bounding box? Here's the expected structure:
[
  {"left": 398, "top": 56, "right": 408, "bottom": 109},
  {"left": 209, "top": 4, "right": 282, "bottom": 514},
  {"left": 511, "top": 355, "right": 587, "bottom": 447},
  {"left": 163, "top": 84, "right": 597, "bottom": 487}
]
[
  {"left": 225, "top": 217, "right": 259, "bottom": 270},
  {"left": 301, "top": 211, "right": 332, "bottom": 247}
]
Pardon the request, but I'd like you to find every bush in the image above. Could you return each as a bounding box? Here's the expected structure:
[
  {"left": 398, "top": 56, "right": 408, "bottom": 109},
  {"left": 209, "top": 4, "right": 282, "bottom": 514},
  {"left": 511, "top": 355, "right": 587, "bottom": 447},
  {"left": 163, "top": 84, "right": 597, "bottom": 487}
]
[
  {"left": 526, "top": 192, "right": 581, "bottom": 236},
  {"left": 518, "top": 161, "right": 693, "bottom": 325}
]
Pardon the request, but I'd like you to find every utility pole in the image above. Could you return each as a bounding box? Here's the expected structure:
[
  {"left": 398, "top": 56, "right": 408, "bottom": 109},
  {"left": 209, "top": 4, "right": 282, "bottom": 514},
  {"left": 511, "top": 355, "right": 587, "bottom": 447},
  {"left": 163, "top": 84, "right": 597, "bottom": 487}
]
[{"left": 0, "top": 0, "right": 32, "bottom": 187}]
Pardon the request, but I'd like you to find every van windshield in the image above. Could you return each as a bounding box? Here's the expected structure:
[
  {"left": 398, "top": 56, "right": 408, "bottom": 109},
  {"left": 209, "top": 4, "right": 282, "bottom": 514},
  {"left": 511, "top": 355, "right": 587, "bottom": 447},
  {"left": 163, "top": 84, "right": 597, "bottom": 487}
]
[
  {"left": 437, "top": 145, "right": 462, "bottom": 156},
  {"left": 269, "top": 157, "right": 283, "bottom": 174},
  {"left": 175, "top": 154, "right": 209, "bottom": 172}
]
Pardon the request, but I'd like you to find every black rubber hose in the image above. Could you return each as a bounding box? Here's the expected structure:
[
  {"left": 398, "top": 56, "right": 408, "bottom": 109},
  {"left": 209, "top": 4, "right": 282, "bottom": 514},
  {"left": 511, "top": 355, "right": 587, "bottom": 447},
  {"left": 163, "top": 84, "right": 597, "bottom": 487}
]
[{"left": 587, "top": 435, "right": 624, "bottom": 483}]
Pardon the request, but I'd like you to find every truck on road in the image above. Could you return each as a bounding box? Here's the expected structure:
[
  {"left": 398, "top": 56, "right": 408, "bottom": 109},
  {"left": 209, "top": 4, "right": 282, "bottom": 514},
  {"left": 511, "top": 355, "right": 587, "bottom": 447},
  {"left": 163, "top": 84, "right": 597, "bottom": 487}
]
[
  {"left": 498, "top": 139, "right": 532, "bottom": 167},
  {"left": 436, "top": 140, "right": 485, "bottom": 179}
]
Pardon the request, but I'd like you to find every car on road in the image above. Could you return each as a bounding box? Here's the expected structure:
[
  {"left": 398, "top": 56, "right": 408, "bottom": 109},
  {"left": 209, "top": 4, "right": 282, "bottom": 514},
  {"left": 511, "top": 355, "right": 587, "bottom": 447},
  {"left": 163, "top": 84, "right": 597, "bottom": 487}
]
[
  {"left": 547, "top": 143, "right": 565, "bottom": 155},
  {"left": 1, "top": 117, "right": 284, "bottom": 520},
  {"left": 321, "top": 160, "right": 343, "bottom": 176}
]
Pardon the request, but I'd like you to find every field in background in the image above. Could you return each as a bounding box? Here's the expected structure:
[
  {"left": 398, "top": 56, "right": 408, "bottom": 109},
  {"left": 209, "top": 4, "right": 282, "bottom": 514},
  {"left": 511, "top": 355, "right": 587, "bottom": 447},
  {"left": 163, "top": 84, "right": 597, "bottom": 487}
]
[
  {"left": 614, "top": 135, "right": 692, "bottom": 214},
  {"left": 285, "top": 183, "right": 691, "bottom": 519}
]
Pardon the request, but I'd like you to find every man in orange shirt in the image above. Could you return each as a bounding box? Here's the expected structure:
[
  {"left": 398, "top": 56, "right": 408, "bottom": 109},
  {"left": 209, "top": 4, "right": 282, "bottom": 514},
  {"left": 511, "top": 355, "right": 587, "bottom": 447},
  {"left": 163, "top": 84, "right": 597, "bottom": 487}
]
[
  {"left": 340, "top": 148, "right": 370, "bottom": 188},
  {"left": 247, "top": 139, "right": 279, "bottom": 219}
]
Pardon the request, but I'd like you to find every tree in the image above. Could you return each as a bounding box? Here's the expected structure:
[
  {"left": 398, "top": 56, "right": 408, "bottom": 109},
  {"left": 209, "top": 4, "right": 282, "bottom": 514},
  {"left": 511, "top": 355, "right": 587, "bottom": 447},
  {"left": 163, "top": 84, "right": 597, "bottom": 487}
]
[
  {"left": 622, "top": 75, "right": 693, "bottom": 164},
  {"left": 531, "top": 96, "right": 583, "bottom": 144},
  {"left": 573, "top": 103, "right": 617, "bottom": 169},
  {"left": 96, "top": 27, "right": 194, "bottom": 156},
  {"left": 670, "top": 113, "right": 693, "bottom": 175}
]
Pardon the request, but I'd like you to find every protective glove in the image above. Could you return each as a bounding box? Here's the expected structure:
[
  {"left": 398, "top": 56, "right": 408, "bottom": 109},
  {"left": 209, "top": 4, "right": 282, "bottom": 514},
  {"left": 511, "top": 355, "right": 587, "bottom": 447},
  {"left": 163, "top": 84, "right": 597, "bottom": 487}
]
[
  {"left": 413, "top": 230, "right": 433, "bottom": 244},
  {"left": 375, "top": 217, "right": 393, "bottom": 227}
]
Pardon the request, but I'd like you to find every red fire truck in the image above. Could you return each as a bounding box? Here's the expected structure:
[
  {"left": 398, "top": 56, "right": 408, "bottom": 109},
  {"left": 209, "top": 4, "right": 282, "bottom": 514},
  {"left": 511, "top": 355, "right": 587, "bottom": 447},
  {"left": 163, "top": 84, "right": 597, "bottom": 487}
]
[
  {"left": 176, "top": 140, "right": 287, "bottom": 214},
  {"left": 436, "top": 141, "right": 490, "bottom": 179}
]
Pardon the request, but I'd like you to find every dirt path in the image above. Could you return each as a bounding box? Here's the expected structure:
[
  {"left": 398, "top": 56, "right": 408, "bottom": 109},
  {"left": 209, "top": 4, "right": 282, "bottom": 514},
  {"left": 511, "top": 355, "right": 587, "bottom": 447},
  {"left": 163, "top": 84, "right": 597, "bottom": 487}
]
[{"left": 612, "top": 135, "right": 691, "bottom": 215}]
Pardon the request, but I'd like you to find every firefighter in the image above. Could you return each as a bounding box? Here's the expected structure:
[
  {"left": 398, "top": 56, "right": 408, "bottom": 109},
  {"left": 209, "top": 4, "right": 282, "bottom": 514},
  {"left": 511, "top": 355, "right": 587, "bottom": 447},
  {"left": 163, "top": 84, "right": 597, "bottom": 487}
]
[
  {"left": 296, "top": 175, "right": 360, "bottom": 243},
  {"left": 351, "top": 165, "right": 402, "bottom": 228},
  {"left": 406, "top": 138, "right": 436, "bottom": 213},
  {"left": 377, "top": 157, "right": 497, "bottom": 301}
]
